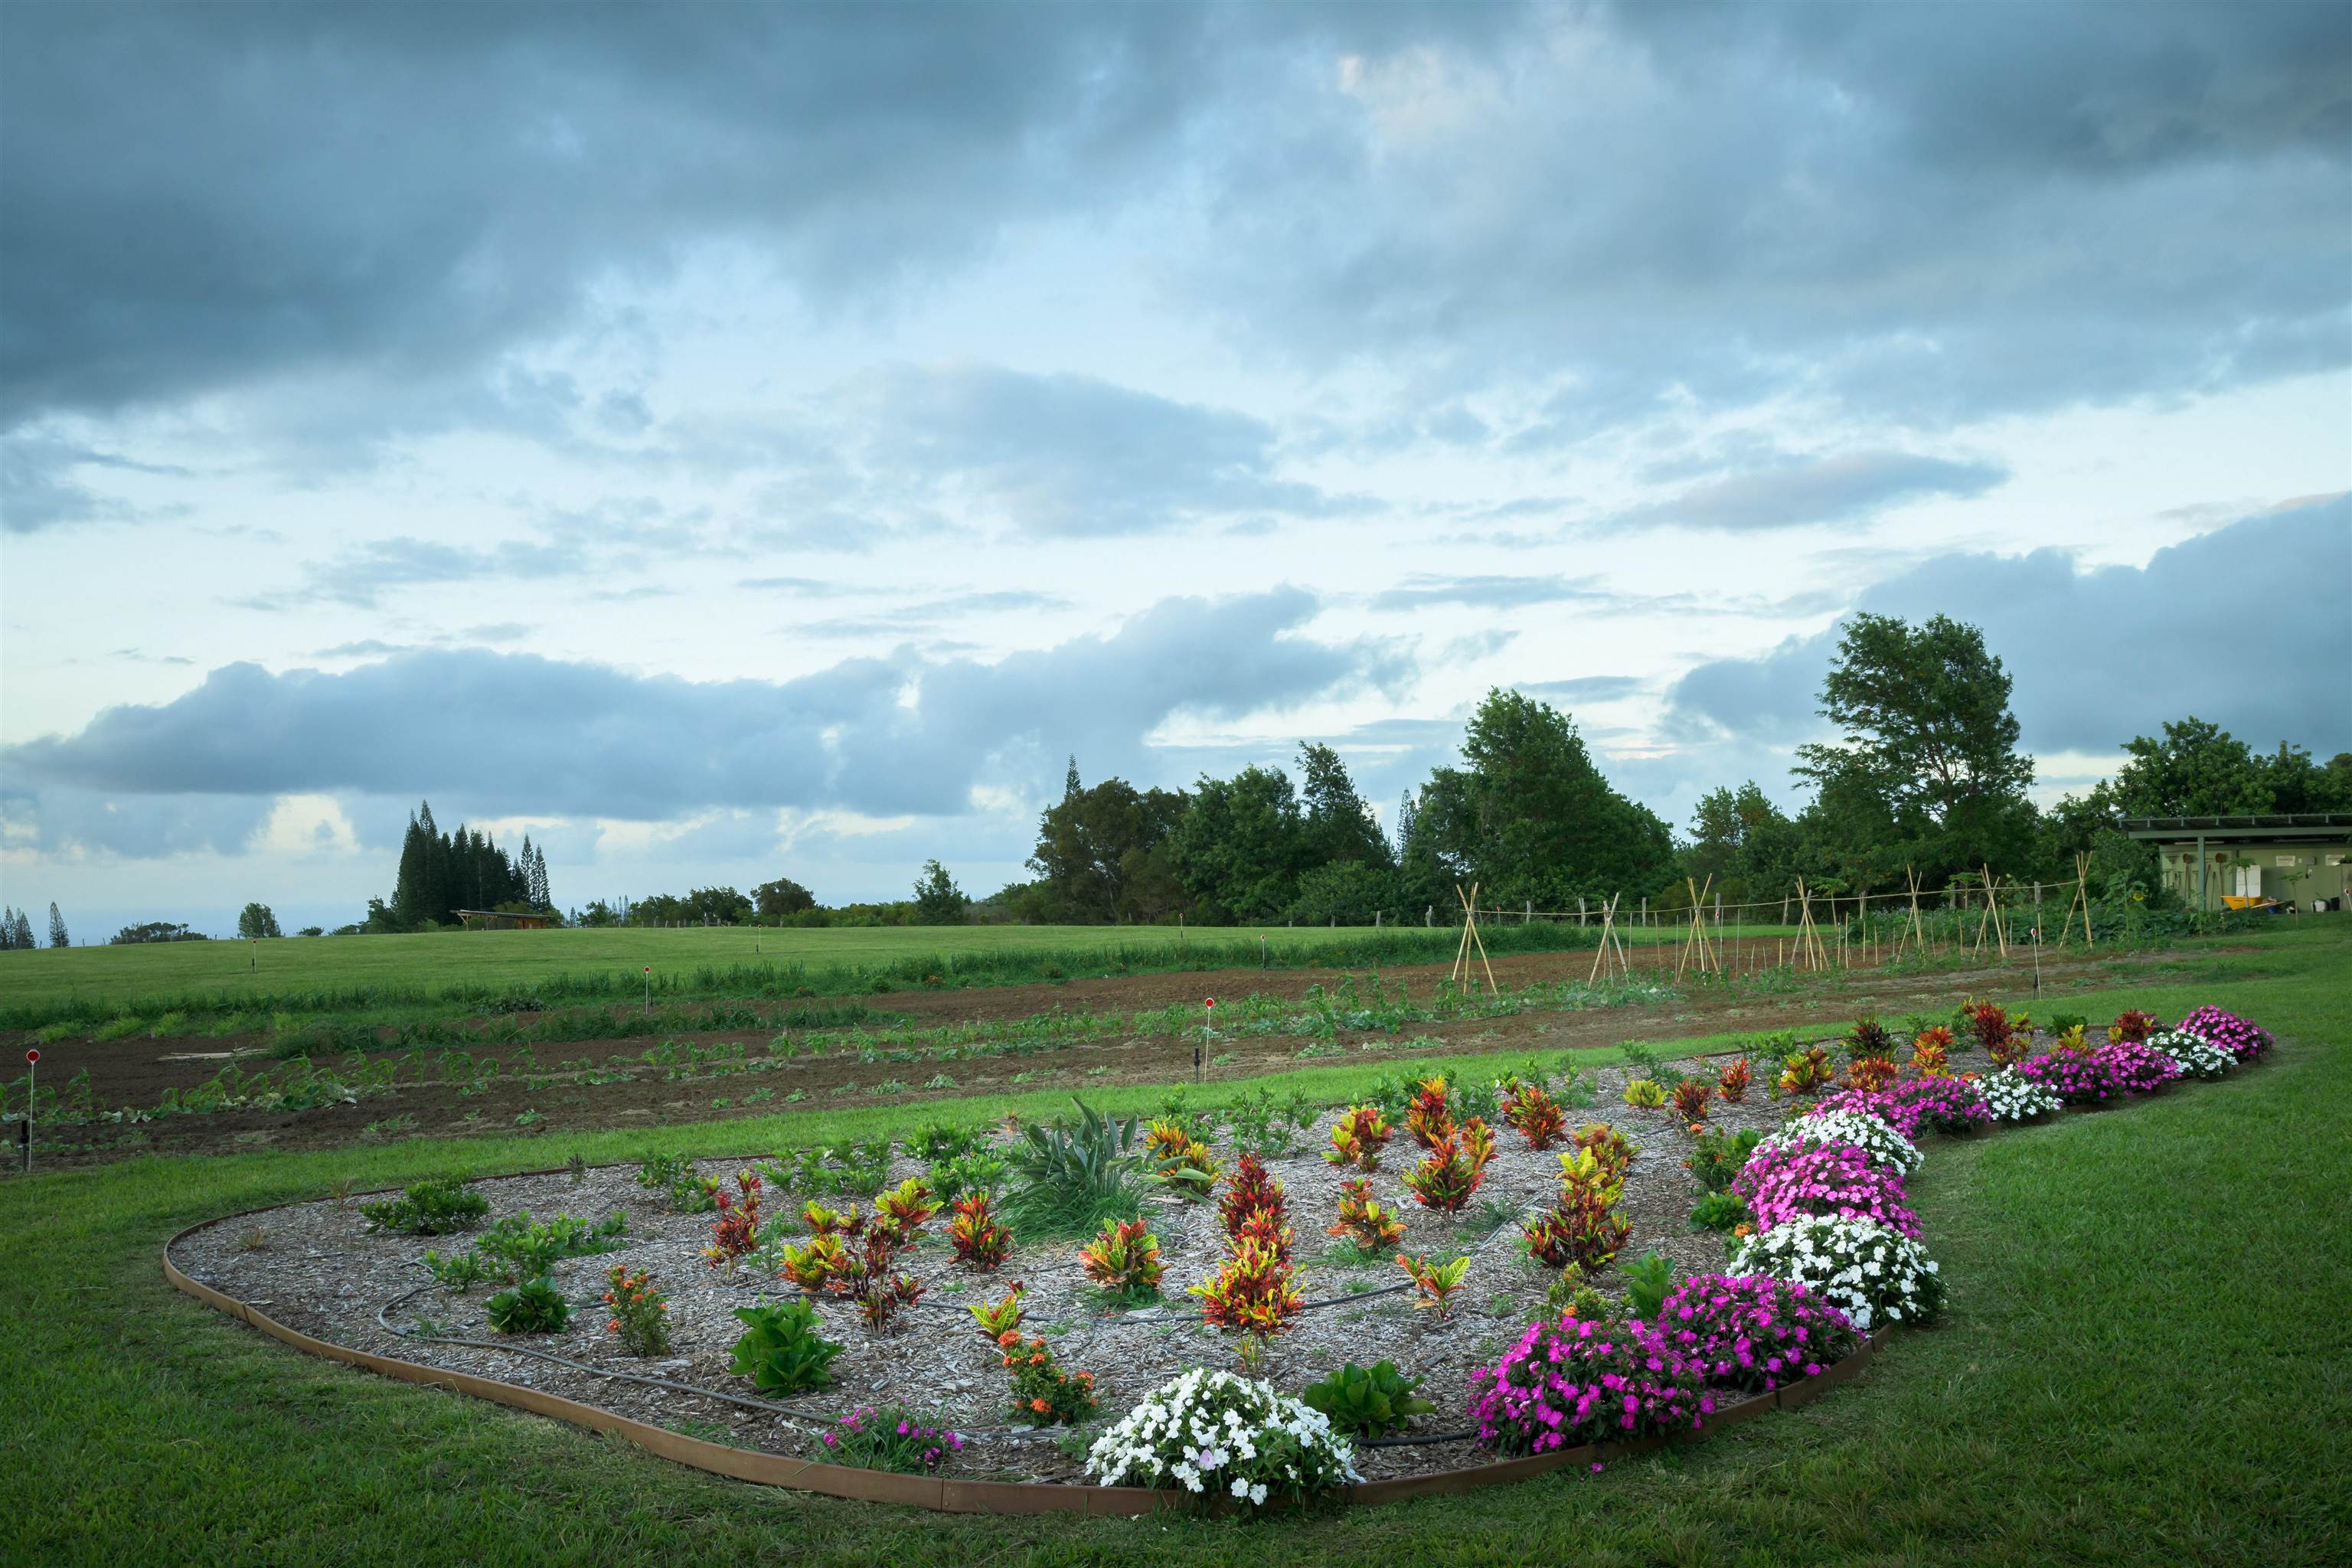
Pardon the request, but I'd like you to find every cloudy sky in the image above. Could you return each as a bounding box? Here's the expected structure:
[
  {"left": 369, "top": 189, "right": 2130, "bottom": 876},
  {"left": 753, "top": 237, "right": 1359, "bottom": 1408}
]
[{"left": 3, "top": 2, "right": 2349, "bottom": 936}]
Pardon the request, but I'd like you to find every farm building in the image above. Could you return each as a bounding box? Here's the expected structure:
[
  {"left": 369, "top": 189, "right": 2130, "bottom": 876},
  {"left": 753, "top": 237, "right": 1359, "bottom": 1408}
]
[
  {"left": 2119, "top": 813, "right": 2352, "bottom": 913},
  {"left": 450, "top": 909, "right": 556, "bottom": 931}
]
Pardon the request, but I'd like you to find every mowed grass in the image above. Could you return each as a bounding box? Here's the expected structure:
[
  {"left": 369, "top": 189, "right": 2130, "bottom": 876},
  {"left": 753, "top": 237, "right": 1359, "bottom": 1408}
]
[{"left": 2, "top": 926, "right": 2345, "bottom": 1566}]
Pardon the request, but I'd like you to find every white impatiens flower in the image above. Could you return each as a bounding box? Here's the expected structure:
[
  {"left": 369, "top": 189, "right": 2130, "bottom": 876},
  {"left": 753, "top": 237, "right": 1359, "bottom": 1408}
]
[
  {"left": 2148, "top": 1029, "right": 2236, "bottom": 1081},
  {"left": 1770, "top": 1109, "right": 1924, "bottom": 1175},
  {"left": 1730, "top": 1216, "right": 1945, "bottom": 1332},
  {"left": 1977, "top": 1067, "right": 2063, "bottom": 1122},
  {"left": 1085, "top": 1368, "right": 1361, "bottom": 1504}
]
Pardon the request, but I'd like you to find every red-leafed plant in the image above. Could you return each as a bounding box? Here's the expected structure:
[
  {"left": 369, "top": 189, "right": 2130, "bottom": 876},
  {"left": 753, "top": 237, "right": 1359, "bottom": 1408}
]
[
  {"left": 801, "top": 1199, "right": 854, "bottom": 1236},
  {"left": 1079, "top": 1218, "right": 1165, "bottom": 1298},
  {"left": 2108, "top": 1008, "right": 2162, "bottom": 1044},
  {"left": 874, "top": 1176, "right": 940, "bottom": 1233},
  {"left": 1327, "top": 1177, "right": 1407, "bottom": 1253},
  {"left": 1846, "top": 1054, "right": 1899, "bottom": 1093},
  {"left": 1910, "top": 1033, "right": 1952, "bottom": 1079},
  {"left": 1507, "top": 1084, "right": 1567, "bottom": 1149},
  {"left": 948, "top": 1191, "right": 1014, "bottom": 1269},
  {"left": 1230, "top": 1207, "right": 1295, "bottom": 1266},
  {"left": 1404, "top": 1076, "right": 1457, "bottom": 1149},
  {"left": 1217, "top": 1152, "right": 1289, "bottom": 1237},
  {"left": 1717, "top": 1057, "right": 1751, "bottom": 1102},
  {"left": 1324, "top": 1104, "right": 1394, "bottom": 1171},
  {"left": 702, "top": 1170, "right": 763, "bottom": 1269},
  {"left": 1188, "top": 1238, "right": 1303, "bottom": 1338},
  {"left": 1777, "top": 1044, "right": 1836, "bottom": 1096},
  {"left": 1401, "top": 1119, "right": 1494, "bottom": 1214},
  {"left": 1669, "top": 1078, "right": 1713, "bottom": 1125},
  {"left": 1521, "top": 1146, "right": 1630, "bottom": 1269}
]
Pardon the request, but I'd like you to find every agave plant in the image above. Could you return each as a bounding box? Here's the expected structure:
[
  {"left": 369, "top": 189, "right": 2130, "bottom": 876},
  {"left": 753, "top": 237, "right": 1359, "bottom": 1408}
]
[{"left": 1005, "top": 1099, "right": 1143, "bottom": 1233}]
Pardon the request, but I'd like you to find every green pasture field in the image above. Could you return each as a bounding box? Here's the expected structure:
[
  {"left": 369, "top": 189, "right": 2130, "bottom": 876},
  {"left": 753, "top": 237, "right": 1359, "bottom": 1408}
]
[
  {"left": 0, "top": 917, "right": 1802, "bottom": 1027},
  {"left": 4, "top": 923, "right": 2343, "bottom": 1565}
]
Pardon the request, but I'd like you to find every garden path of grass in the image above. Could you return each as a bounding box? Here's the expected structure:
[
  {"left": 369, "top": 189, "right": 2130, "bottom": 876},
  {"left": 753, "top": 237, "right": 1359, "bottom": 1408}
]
[{"left": 3, "top": 925, "right": 2346, "bottom": 1566}]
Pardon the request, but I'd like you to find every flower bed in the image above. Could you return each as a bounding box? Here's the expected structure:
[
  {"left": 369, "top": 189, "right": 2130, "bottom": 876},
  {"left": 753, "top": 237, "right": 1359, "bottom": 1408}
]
[
  {"left": 2174, "top": 1005, "right": 2273, "bottom": 1063},
  {"left": 162, "top": 998, "right": 2273, "bottom": 1514}
]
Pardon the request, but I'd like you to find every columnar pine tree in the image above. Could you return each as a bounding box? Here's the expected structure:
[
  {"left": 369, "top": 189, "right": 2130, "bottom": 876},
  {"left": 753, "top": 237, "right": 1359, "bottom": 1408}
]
[
  {"left": 0, "top": 906, "right": 17, "bottom": 950},
  {"left": 47, "top": 902, "right": 69, "bottom": 948}
]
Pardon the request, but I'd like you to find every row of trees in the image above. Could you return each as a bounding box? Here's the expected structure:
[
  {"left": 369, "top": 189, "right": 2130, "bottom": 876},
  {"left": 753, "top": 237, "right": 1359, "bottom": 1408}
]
[
  {"left": 993, "top": 692, "right": 1677, "bottom": 926},
  {"left": 572, "top": 861, "right": 973, "bottom": 929},
  {"left": 0, "top": 904, "right": 60, "bottom": 949},
  {"left": 381, "top": 803, "right": 554, "bottom": 930}
]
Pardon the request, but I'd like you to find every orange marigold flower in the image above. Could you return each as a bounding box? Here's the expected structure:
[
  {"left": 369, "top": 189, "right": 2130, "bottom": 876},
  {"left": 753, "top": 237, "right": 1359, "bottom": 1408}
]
[{"left": 1030, "top": 1398, "right": 1049, "bottom": 1413}]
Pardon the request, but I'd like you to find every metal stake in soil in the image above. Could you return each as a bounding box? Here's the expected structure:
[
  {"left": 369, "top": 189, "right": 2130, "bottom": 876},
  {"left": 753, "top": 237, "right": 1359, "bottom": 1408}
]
[{"left": 21, "top": 1047, "right": 35, "bottom": 1174}]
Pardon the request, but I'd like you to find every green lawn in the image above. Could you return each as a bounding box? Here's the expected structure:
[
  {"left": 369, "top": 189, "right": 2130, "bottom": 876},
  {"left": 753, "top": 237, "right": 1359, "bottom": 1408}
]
[{"left": 4, "top": 926, "right": 2345, "bottom": 1565}]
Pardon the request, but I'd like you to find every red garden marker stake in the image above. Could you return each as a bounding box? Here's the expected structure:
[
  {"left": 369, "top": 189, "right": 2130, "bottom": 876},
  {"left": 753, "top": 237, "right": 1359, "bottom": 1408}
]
[{"left": 644, "top": 965, "right": 652, "bottom": 1008}]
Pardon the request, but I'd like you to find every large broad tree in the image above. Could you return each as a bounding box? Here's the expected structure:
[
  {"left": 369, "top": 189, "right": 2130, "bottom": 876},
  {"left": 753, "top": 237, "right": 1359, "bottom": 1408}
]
[
  {"left": 754, "top": 876, "right": 817, "bottom": 917},
  {"left": 237, "top": 902, "right": 283, "bottom": 939},
  {"left": 910, "top": 860, "right": 970, "bottom": 925},
  {"left": 1170, "top": 764, "right": 1305, "bottom": 923},
  {"left": 1793, "top": 613, "right": 2036, "bottom": 882},
  {"left": 1410, "top": 689, "right": 1674, "bottom": 907},
  {"left": 1027, "top": 766, "right": 1187, "bottom": 923}
]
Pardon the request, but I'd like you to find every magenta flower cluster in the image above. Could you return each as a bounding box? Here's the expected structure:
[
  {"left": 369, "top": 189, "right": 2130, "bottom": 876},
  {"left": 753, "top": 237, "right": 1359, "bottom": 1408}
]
[
  {"left": 1732, "top": 1140, "right": 1924, "bottom": 1240},
  {"left": 1811, "top": 1086, "right": 1927, "bottom": 1137},
  {"left": 818, "top": 1406, "right": 964, "bottom": 1472},
  {"left": 1468, "top": 1313, "right": 1715, "bottom": 1453},
  {"left": 1645, "top": 1274, "right": 1862, "bottom": 1395},
  {"left": 2175, "top": 1005, "right": 2274, "bottom": 1063},
  {"left": 2014, "top": 1041, "right": 2183, "bottom": 1105},
  {"left": 1812, "top": 1078, "right": 1991, "bottom": 1138}
]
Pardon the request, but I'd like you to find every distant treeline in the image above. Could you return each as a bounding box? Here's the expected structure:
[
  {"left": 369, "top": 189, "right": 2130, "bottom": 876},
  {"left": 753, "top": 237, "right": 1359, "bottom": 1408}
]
[{"left": 325, "top": 612, "right": 2351, "bottom": 936}]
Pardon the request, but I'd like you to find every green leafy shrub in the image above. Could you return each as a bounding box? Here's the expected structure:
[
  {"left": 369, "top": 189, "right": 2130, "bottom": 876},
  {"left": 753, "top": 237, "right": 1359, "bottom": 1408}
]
[
  {"left": 1688, "top": 1191, "right": 1753, "bottom": 1233},
  {"left": 478, "top": 1210, "right": 627, "bottom": 1280},
  {"left": 1621, "top": 1250, "right": 1679, "bottom": 1321},
  {"left": 360, "top": 1175, "right": 488, "bottom": 1236},
  {"left": 1684, "top": 1128, "right": 1762, "bottom": 1193},
  {"left": 485, "top": 1276, "right": 570, "bottom": 1334},
  {"left": 926, "top": 1149, "right": 1009, "bottom": 1206},
  {"left": 635, "top": 1152, "right": 717, "bottom": 1213},
  {"left": 728, "top": 1299, "right": 842, "bottom": 1394},
  {"left": 910, "top": 1120, "right": 981, "bottom": 1161},
  {"left": 1300, "top": 1359, "right": 1435, "bottom": 1438}
]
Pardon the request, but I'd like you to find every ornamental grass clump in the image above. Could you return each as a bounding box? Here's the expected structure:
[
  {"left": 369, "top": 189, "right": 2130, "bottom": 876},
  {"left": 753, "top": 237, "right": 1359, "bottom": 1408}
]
[
  {"left": 1084, "top": 1369, "right": 1361, "bottom": 1505},
  {"left": 2175, "top": 1004, "right": 2273, "bottom": 1062},
  {"left": 1468, "top": 1315, "right": 1714, "bottom": 1454},
  {"left": 1733, "top": 1141, "right": 1924, "bottom": 1240},
  {"left": 1323, "top": 1104, "right": 1393, "bottom": 1170},
  {"left": 2148, "top": 1027, "right": 2237, "bottom": 1080},
  {"left": 1771, "top": 1109, "right": 1923, "bottom": 1176},
  {"left": 1977, "top": 1067, "right": 2063, "bottom": 1122},
  {"left": 1729, "top": 1215, "right": 1944, "bottom": 1331},
  {"left": 1326, "top": 1178, "right": 1406, "bottom": 1254},
  {"left": 1646, "top": 1274, "right": 1860, "bottom": 1393}
]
